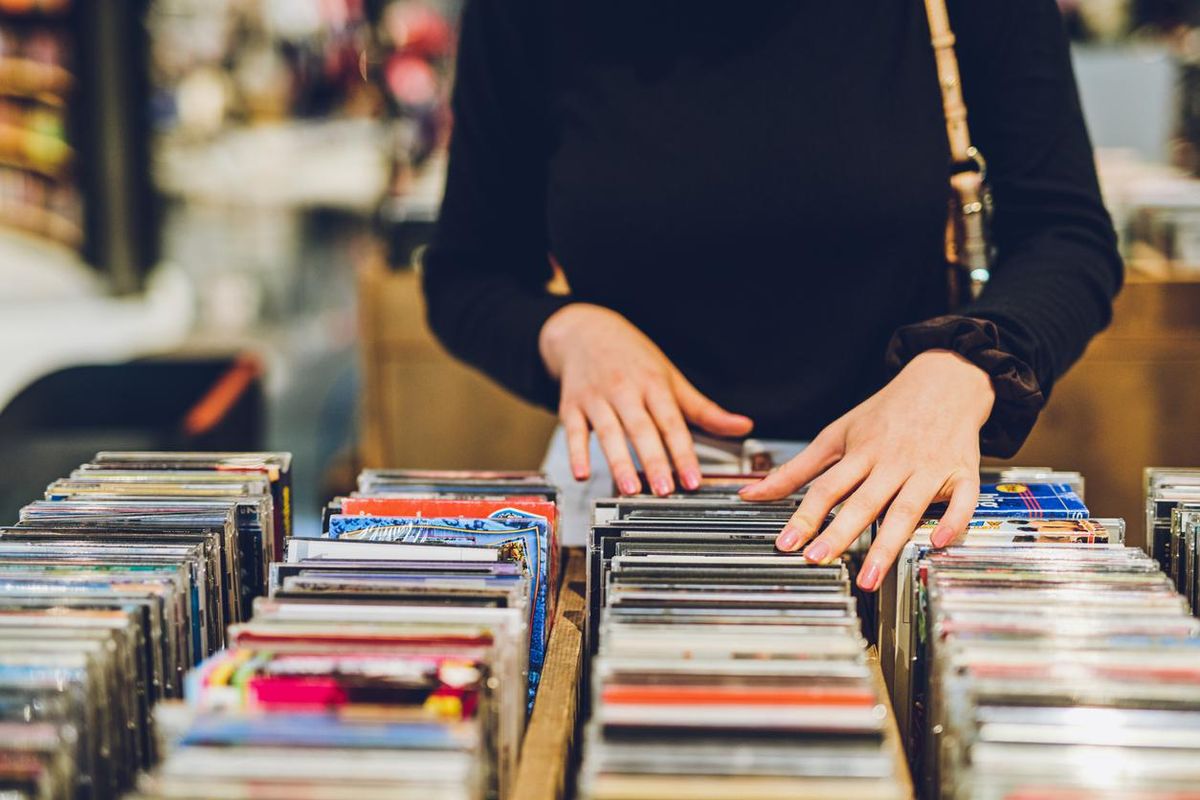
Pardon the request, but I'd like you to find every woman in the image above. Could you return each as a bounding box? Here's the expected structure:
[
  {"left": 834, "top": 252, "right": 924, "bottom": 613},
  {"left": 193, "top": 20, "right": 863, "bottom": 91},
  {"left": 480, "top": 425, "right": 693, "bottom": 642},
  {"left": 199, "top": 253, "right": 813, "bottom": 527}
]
[{"left": 420, "top": 0, "right": 1122, "bottom": 591}]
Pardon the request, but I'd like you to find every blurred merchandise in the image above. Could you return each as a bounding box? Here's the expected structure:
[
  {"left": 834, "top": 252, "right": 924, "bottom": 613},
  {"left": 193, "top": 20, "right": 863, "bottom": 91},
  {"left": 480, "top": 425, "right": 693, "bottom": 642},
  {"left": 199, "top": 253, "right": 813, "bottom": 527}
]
[
  {"left": 0, "top": 7, "right": 80, "bottom": 250},
  {"left": 0, "top": 24, "right": 78, "bottom": 251},
  {"left": 144, "top": 0, "right": 458, "bottom": 175},
  {"left": 146, "top": 0, "right": 376, "bottom": 136},
  {"left": 367, "top": 0, "right": 459, "bottom": 267},
  {"left": 1059, "top": 0, "right": 1200, "bottom": 42},
  {"left": 1098, "top": 148, "right": 1200, "bottom": 278},
  {"left": 372, "top": 0, "right": 455, "bottom": 164},
  {"left": 143, "top": 0, "right": 461, "bottom": 333},
  {"left": 0, "top": 0, "right": 157, "bottom": 293},
  {"left": 144, "top": 0, "right": 388, "bottom": 225},
  {"left": 1173, "top": 31, "right": 1200, "bottom": 178}
]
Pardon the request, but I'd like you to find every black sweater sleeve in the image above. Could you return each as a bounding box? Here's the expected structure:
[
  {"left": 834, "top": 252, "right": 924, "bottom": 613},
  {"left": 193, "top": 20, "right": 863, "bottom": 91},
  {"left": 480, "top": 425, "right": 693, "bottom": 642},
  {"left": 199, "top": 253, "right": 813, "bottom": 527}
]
[
  {"left": 889, "top": 0, "right": 1123, "bottom": 457},
  {"left": 420, "top": 0, "right": 568, "bottom": 409}
]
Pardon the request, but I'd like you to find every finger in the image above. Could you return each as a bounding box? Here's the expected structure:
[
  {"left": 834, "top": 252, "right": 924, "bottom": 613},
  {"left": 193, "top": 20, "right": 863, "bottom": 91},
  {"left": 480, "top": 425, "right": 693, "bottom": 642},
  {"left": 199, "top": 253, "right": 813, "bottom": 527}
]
[
  {"left": 930, "top": 474, "right": 981, "bottom": 548},
  {"left": 561, "top": 404, "right": 591, "bottom": 481},
  {"left": 585, "top": 399, "right": 640, "bottom": 495},
  {"left": 740, "top": 426, "right": 844, "bottom": 501},
  {"left": 858, "top": 476, "right": 941, "bottom": 592},
  {"left": 645, "top": 387, "right": 701, "bottom": 491},
  {"left": 774, "top": 455, "right": 868, "bottom": 553},
  {"left": 803, "top": 468, "right": 907, "bottom": 565},
  {"left": 612, "top": 394, "right": 674, "bottom": 496},
  {"left": 672, "top": 374, "right": 754, "bottom": 437}
]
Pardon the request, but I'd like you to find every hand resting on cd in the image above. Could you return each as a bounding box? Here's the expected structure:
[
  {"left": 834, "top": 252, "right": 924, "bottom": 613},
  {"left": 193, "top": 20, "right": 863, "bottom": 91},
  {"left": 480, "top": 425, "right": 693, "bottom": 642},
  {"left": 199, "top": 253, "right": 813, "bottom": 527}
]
[
  {"left": 538, "top": 302, "right": 754, "bottom": 497},
  {"left": 739, "top": 349, "right": 995, "bottom": 593}
]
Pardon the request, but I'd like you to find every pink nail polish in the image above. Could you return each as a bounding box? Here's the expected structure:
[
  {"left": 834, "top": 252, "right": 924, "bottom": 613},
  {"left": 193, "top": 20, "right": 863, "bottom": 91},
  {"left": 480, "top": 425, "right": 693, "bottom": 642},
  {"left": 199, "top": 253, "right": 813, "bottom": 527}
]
[
  {"left": 776, "top": 529, "right": 799, "bottom": 551},
  {"left": 681, "top": 470, "right": 701, "bottom": 491},
  {"left": 859, "top": 562, "right": 881, "bottom": 591},
  {"left": 653, "top": 478, "right": 672, "bottom": 496},
  {"left": 931, "top": 524, "right": 952, "bottom": 548},
  {"left": 619, "top": 478, "right": 640, "bottom": 495},
  {"left": 804, "top": 540, "right": 831, "bottom": 564}
]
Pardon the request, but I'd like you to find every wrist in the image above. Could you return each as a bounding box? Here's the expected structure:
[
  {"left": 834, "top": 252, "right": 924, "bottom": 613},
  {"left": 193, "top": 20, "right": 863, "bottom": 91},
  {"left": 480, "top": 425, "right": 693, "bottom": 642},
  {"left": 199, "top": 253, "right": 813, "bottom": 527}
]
[
  {"left": 539, "top": 303, "right": 603, "bottom": 379},
  {"left": 885, "top": 315, "right": 1045, "bottom": 457},
  {"left": 904, "top": 349, "right": 996, "bottom": 425}
]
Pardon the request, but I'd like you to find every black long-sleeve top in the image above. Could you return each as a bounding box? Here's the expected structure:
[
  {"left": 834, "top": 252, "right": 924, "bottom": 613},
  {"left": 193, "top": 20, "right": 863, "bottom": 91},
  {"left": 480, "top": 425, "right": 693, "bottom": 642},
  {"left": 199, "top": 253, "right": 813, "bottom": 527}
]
[{"left": 420, "top": 0, "right": 1122, "bottom": 457}]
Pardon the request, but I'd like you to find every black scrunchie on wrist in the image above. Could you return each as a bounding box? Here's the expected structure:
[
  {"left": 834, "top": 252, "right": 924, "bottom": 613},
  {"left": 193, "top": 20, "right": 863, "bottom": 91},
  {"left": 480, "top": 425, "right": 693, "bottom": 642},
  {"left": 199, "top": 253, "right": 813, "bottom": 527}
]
[{"left": 884, "top": 315, "right": 1045, "bottom": 459}]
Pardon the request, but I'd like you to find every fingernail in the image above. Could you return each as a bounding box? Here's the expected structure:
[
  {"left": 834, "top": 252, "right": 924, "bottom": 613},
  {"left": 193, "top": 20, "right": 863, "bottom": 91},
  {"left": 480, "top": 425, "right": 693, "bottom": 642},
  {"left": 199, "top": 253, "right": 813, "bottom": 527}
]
[
  {"left": 652, "top": 478, "right": 673, "bottom": 496},
  {"left": 930, "top": 523, "right": 952, "bottom": 548},
  {"left": 619, "top": 477, "right": 640, "bottom": 495},
  {"left": 804, "top": 540, "right": 831, "bottom": 564},
  {"left": 858, "top": 562, "right": 881, "bottom": 592},
  {"left": 681, "top": 470, "right": 701, "bottom": 491},
  {"left": 776, "top": 528, "right": 799, "bottom": 552},
  {"left": 572, "top": 466, "right": 589, "bottom": 481}
]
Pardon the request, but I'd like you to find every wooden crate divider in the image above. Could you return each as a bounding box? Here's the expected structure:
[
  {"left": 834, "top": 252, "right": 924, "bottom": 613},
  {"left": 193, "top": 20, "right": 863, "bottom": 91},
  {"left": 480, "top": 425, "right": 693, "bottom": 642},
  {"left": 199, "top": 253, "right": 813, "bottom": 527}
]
[{"left": 513, "top": 547, "right": 587, "bottom": 800}]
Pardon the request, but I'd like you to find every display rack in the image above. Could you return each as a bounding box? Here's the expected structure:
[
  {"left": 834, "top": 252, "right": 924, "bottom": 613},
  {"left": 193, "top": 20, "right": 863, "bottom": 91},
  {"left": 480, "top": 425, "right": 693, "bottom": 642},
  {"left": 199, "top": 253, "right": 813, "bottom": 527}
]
[{"left": 0, "top": 0, "right": 158, "bottom": 293}]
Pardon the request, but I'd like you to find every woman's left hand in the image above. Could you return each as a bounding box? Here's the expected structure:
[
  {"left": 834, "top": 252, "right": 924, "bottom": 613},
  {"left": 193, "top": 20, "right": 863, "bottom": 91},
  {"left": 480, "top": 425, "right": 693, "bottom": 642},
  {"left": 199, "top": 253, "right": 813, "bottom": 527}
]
[{"left": 738, "top": 349, "right": 995, "bottom": 593}]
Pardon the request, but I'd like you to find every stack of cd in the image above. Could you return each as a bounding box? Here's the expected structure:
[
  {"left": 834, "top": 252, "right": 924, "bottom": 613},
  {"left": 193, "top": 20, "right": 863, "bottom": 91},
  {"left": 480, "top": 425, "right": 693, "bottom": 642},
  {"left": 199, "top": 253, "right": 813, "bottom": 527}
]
[
  {"left": 1145, "top": 467, "right": 1200, "bottom": 607},
  {"left": 579, "top": 494, "right": 910, "bottom": 800},
  {"left": 132, "top": 469, "right": 559, "bottom": 800},
  {"left": 0, "top": 451, "right": 289, "bottom": 800},
  {"left": 919, "top": 543, "right": 1200, "bottom": 799},
  {"left": 878, "top": 481, "right": 1119, "bottom": 755}
]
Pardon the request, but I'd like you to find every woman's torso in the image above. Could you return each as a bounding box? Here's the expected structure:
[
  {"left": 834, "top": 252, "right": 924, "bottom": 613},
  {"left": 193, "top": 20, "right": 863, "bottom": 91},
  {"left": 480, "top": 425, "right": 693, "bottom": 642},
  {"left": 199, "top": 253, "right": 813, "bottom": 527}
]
[{"left": 542, "top": 2, "right": 963, "bottom": 438}]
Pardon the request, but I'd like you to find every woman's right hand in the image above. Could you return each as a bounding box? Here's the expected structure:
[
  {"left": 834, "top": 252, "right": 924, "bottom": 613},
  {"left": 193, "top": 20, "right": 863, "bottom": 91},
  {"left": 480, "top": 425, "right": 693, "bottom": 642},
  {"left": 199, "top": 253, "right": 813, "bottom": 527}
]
[{"left": 539, "top": 303, "right": 754, "bottom": 496}]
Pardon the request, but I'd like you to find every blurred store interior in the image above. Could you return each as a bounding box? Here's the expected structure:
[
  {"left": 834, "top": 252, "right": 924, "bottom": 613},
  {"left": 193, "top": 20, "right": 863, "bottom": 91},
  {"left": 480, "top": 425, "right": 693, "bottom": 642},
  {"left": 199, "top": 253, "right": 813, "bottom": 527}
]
[{"left": 2, "top": 0, "right": 1200, "bottom": 536}]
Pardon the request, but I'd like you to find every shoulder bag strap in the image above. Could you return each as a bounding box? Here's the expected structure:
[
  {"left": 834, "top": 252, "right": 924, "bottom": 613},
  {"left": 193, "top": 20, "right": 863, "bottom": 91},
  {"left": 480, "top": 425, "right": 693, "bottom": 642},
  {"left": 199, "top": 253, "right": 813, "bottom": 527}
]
[
  {"left": 924, "top": 0, "right": 973, "bottom": 164},
  {"left": 923, "top": 0, "right": 992, "bottom": 300}
]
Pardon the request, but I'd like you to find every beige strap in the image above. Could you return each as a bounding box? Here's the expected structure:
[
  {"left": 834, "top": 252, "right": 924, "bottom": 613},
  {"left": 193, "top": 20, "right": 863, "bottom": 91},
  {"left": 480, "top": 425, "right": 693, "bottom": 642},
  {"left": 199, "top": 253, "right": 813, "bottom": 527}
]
[
  {"left": 925, "top": 0, "right": 991, "bottom": 291},
  {"left": 923, "top": 0, "right": 973, "bottom": 164}
]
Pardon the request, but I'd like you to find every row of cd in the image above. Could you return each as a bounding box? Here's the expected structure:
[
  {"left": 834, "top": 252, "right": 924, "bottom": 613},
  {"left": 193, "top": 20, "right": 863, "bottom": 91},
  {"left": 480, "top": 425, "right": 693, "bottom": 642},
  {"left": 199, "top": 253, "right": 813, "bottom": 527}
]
[
  {"left": 135, "top": 469, "right": 561, "bottom": 800},
  {"left": 1146, "top": 467, "right": 1200, "bottom": 610},
  {"left": 579, "top": 494, "right": 912, "bottom": 800},
  {"left": 871, "top": 468, "right": 1200, "bottom": 798},
  {"left": 0, "top": 451, "right": 292, "bottom": 800},
  {"left": 6, "top": 451, "right": 1195, "bottom": 799},
  {"left": 918, "top": 541, "right": 1200, "bottom": 799}
]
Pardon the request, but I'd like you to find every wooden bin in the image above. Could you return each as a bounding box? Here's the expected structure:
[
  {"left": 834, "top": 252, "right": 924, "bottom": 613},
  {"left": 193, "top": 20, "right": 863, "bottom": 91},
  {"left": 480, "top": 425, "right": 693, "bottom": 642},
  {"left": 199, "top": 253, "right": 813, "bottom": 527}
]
[
  {"left": 357, "top": 260, "right": 558, "bottom": 470},
  {"left": 514, "top": 547, "right": 587, "bottom": 800}
]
